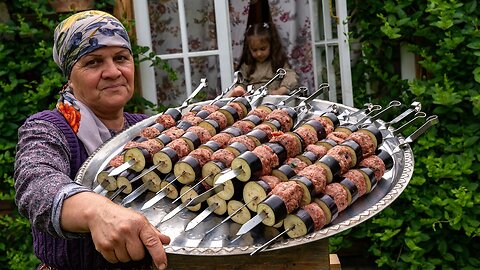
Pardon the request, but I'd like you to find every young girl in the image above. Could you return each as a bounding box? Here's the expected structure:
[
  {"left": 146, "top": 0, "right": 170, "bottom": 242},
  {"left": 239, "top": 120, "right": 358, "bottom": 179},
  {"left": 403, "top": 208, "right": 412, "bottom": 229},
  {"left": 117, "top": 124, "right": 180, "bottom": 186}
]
[{"left": 231, "top": 22, "right": 299, "bottom": 96}]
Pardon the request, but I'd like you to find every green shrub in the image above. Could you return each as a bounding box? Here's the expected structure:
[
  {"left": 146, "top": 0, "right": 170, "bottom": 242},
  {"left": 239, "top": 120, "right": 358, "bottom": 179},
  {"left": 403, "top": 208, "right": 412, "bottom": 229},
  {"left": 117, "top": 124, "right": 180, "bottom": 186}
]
[{"left": 330, "top": 1, "right": 480, "bottom": 269}]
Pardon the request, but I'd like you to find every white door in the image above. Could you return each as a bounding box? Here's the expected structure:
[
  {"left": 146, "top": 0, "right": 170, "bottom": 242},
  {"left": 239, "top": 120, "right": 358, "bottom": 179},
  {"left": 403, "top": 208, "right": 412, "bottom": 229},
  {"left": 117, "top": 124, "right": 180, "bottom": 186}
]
[
  {"left": 134, "top": 0, "right": 352, "bottom": 107},
  {"left": 134, "top": 0, "right": 234, "bottom": 108}
]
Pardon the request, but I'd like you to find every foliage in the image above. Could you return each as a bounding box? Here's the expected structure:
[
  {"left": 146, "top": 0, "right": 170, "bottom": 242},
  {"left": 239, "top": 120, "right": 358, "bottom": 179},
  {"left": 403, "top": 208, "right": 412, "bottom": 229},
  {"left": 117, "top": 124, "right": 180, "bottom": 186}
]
[
  {"left": 330, "top": 0, "right": 480, "bottom": 269},
  {"left": 0, "top": 1, "right": 174, "bottom": 268}
]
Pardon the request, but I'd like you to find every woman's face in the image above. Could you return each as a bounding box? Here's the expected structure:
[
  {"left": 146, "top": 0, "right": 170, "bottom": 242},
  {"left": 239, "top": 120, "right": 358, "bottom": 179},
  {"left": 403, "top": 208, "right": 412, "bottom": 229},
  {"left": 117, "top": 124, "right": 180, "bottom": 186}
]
[
  {"left": 248, "top": 36, "right": 271, "bottom": 63},
  {"left": 69, "top": 46, "right": 134, "bottom": 116}
]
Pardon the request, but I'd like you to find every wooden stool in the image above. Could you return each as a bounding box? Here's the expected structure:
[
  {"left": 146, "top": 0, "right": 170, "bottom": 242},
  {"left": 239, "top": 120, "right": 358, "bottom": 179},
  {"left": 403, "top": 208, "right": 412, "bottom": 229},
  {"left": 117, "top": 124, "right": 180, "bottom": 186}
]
[{"left": 166, "top": 239, "right": 332, "bottom": 270}]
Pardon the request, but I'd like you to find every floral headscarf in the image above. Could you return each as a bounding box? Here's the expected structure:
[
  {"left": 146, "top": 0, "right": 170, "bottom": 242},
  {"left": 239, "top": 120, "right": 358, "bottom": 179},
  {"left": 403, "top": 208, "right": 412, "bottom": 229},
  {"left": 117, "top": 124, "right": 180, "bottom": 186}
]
[
  {"left": 53, "top": 10, "right": 132, "bottom": 78},
  {"left": 53, "top": 11, "right": 132, "bottom": 155}
]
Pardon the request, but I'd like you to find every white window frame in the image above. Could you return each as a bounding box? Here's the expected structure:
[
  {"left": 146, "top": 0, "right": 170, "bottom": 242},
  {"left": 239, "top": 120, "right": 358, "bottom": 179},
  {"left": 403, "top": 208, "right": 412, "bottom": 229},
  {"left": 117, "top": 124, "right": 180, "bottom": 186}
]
[
  {"left": 133, "top": 0, "right": 234, "bottom": 106},
  {"left": 134, "top": 0, "right": 353, "bottom": 107}
]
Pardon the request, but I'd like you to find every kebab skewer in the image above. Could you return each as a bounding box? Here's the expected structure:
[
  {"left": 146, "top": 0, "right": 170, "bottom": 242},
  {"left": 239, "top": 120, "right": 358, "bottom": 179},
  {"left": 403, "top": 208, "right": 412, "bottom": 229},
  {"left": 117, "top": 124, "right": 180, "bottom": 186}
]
[
  {"left": 247, "top": 116, "right": 437, "bottom": 253},
  {"left": 139, "top": 79, "right": 305, "bottom": 211},
  {"left": 160, "top": 86, "right": 331, "bottom": 225},
  {"left": 121, "top": 70, "right": 290, "bottom": 205}
]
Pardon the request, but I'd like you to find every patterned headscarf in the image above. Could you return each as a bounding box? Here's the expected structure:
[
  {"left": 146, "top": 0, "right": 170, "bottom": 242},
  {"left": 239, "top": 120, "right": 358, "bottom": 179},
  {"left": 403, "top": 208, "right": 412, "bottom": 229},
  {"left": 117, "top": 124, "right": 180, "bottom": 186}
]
[
  {"left": 54, "top": 11, "right": 132, "bottom": 155},
  {"left": 53, "top": 10, "right": 132, "bottom": 78}
]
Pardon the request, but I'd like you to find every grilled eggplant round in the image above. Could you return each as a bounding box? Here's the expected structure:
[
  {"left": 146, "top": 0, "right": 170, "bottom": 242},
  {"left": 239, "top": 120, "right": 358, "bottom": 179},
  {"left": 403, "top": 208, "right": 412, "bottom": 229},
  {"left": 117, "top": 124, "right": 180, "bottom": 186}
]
[
  {"left": 228, "top": 199, "right": 253, "bottom": 225},
  {"left": 257, "top": 195, "right": 289, "bottom": 226},
  {"left": 230, "top": 151, "right": 262, "bottom": 182},
  {"left": 153, "top": 147, "right": 179, "bottom": 174},
  {"left": 202, "top": 160, "right": 228, "bottom": 187},
  {"left": 243, "top": 180, "right": 271, "bottom": 212},
  {"left": 124, "top": 147, "right": 151, "bottom": 172},
  {"left": 283, "top": 208, "right": 315, "bottom": 238}
]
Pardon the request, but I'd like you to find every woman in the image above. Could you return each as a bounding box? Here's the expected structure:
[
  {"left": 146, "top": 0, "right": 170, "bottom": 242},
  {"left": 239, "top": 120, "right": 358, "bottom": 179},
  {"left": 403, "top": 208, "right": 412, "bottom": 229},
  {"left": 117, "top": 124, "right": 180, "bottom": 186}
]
[{"left": 14, "top": 10, "right": 170, "bottom": 270}]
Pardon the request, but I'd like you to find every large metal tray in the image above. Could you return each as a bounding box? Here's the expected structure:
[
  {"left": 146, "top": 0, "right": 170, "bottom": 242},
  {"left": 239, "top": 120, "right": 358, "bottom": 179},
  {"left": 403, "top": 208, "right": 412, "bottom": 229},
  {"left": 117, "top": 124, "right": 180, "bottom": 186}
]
[{"left": 75, "top": 96, "right": 413, "bottom": 256}]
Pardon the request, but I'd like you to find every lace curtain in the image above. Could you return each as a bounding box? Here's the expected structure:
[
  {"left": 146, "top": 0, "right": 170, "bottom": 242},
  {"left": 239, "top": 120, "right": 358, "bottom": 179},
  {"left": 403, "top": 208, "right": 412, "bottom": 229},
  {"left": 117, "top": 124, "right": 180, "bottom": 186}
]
[{"left": 148, "top": 0, "right": 313, "bottom": 106}]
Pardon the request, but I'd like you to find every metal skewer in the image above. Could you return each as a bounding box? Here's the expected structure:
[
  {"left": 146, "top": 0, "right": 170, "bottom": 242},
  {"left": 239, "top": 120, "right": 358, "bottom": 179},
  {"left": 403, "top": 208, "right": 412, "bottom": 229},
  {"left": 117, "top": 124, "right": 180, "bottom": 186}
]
[
  {"left": 205, "top": 196, "right": 258, "bottom": 235},
  {"left": 171, "top": 174, "right": 212, "bottom": 204},
  {"left": 248, "top": 68, "right": 287, "bottom": 106},
  {"left": 140, "top": 173, "right": 184, "bottom": 210},
  {"left": 184, "top": 203, "right": 219, "bottom": 231},
  {"left": 213, "top": 71, "right": 244, "bottom": 102},
  {"left": 393, "top": 115, "right": 439, "bottom": 153},
  {"left": 107, "top": 159, "right": 136, "bottom": 178},
  {"left": 109, "top": 162, "right": 163, "bottom": 201},
  {"left": 355, "top": 100, "right": 402, "bottom": 126},
  {"left": 250, "top": 226, "right": 294, "bottom": 256}
]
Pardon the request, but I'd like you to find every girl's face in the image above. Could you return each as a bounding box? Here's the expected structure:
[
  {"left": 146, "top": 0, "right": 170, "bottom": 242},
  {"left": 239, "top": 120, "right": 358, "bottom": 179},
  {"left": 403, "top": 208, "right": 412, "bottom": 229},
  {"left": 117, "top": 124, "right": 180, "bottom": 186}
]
[
  {"left": 248, "top": 36, "right": 271, "bottom": 63},
  {"left": 69, "top": 46, "right": 134, "bottom": 116}
]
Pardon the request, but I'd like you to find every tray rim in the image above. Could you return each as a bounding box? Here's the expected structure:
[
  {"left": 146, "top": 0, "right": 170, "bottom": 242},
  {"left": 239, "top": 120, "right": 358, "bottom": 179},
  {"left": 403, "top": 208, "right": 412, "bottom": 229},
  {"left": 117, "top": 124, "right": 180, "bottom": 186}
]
[{"left": 75, "top": 96, "right": 414, "bottom": 256}]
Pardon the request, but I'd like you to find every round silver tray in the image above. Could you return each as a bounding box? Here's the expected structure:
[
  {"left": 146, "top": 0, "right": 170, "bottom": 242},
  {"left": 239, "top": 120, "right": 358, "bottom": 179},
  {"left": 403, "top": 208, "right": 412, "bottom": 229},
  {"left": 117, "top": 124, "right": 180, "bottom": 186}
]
[{"left": 75, "top": 96, "right": 413, "bottom": 256}]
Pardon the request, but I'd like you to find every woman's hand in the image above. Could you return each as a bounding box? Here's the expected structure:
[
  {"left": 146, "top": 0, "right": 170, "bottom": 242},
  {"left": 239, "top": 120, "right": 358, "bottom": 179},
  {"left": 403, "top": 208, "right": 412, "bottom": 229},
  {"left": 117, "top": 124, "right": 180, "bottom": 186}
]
[
  {"left": 228, "top": 85, "right": 247, "bottom": 97},
  {"left": 61, "top": 192, "right": 170, "bottom": 269}
]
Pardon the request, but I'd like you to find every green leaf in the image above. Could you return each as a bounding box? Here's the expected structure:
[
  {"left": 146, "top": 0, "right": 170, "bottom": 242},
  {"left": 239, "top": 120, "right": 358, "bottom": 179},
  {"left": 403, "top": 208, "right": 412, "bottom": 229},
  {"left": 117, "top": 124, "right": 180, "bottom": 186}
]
[{"left": 473, "top": 67, "right": 480, "bottom": 83}]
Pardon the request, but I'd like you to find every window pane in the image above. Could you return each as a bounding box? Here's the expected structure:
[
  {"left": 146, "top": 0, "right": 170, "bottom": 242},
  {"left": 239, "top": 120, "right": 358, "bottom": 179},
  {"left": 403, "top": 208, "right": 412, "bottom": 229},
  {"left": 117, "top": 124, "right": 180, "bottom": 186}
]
[{"left": 184, "top": 0, "right": 218, "bottom": 52}]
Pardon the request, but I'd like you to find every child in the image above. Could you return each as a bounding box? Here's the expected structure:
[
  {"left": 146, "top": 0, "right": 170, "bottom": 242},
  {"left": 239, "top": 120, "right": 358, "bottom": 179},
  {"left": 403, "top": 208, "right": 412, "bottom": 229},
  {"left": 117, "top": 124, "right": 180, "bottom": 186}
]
[{"left": 230, "top": 22, "right": 299, "bottom": 96}]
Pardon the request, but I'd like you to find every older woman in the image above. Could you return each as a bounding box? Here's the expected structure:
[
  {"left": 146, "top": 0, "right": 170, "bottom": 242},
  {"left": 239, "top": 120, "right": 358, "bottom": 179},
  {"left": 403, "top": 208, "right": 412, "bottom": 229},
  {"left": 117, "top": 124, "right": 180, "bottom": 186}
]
[{"left": 14, "top": 10, "right": 170, "bottom": 270}]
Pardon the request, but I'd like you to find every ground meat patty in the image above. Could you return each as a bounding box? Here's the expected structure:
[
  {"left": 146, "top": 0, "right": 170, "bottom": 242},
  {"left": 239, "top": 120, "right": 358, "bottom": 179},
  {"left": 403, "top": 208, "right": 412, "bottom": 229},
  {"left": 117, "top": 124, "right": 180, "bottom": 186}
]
[
  {"left": 303, "top": 203, "right": 327, "bottom": 231},
  {"left": 358, "top": 155, "right": 386, "bottom": 180},
  {"left": 201, "top": 104, "right": 219, "bottom": 114},
  {"left": 295, "top": 126, "right": 318, "bottom": 146},
  {"left": 270, "top": 133, "right": 302, "bottom": 158},
  {"left": 253, "top": 144, "right": 280, "bottom": 175},
  {"left": 265, "top": 109, "right": 293, "bottom": 132},
  {"left": 305, "top": 144, "right": 328, "bottom": 159},
  {"left": 229, "top": 102, "right": 246, "bottom": 118},
  {"left": 109, "top": 155, "right": 124, "bottom": 167},
  {"left": 207, "top": 111, "right": 228, "bottom": 129},
  {"left": 228, "top": 135, "right": 256, "bottom": 151},
  {"left": 259, "top": 175, "right": 282, "bottom": 189},
  {"left": 327, "top": 145, "right": 355, "bottom": 174},
  {"left": 348, "top": 132, "right": 376, "bottom": 157},
  {"left": 189, "top": 148, "right": 212, "bottom": 166},
  {"left": 187, "top": 126, "right": 212, "bottom": 144},
  {"left": 342, "top": 169, "right": 367, "bottom": 196},
  {"left": 124, "top": 141, "right": 141, "bottom": 150},
  {"left": 140, "top": 139, "right": 164, "bottom": 156},
  {"left": 163, "top": 127, "right": 186, "bottom": 140},
  {"left": 167, "top": 139, "right": 190, "bottom": 158},
  {"left": 270, "top": 181, "right": 304, "bottom": 213},
  {"left": 324, "top": 183, "right": 349, "bottom": 212},
  {"left": 232, "top": 120, "right": 256, "bottom": 134},
  {"left": 181, "top": 111, "right": 196, "bottom": 119},
  {"left": 254, "top": 124, "right": 275, "bottom": 139},
  {"left": 326, "top": 131, "right": 349, "bottom": 144},
  {"left": 140, "top": 126, "right": 162, "bottom": 139},
  {"left": 156, "top": 114, "right": 176, "bottom": 129},
  {"left": 210, "top": 149, "right": 236, "bottom": 167},
  {"left": 297, "top": 164, "right": 327, "bottom": 194},
  {"left": 248, "top": 108, "right": 270, "bottom": 120},
  {"left": 211, "top": 132, "right": 234, "bottom": 148},
  {"left": 315, "top": 117, "right": 334, "bottom": 134},
  {"left": 182, "top": 114, "right": 203, "bottom": 126},
  {"left": 284, "top": 157, "right": 308, "bottom": 174}
]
